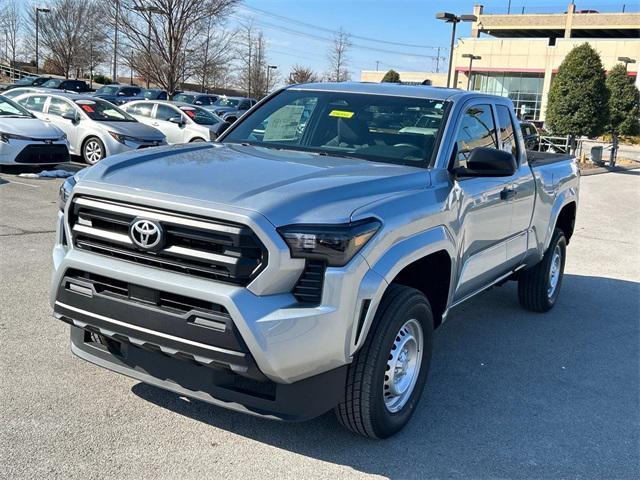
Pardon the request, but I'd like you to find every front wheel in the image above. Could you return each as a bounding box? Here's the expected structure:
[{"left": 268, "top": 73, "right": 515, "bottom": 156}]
[
  {"left": 518, "top": 228, "right": 567, "bottom": 312},
  {"left": 82, "top": 136, "right": 106, "bottom": 165},
  {"left": 335, "top": 284, "right": 433, "bottom": 439}
]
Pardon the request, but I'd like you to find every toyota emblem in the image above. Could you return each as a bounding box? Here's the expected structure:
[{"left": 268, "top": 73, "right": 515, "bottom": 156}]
[{"left": 130, "top": 219, "right": 163, "bottom": 250}]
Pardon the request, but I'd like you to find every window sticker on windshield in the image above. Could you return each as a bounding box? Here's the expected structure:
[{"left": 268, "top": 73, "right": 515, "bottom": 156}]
[
  {"left": 328, "top": 109, "right": 354, "bottom": 119},
  {"left": 80, "top": 105, "right": 94, "bottom": 113},
  {"left": 182, "top": 109, "right": 195, "bottom": 119},
  {"left": 263, "top": 105, "right": 305, "bottom": 141}
]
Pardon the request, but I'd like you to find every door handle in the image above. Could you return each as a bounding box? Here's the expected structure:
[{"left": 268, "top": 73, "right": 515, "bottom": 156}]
[
  {"left": 152, "top": 122, "right": 159, "bottom": 126},
  {"left": 500, "top": 187, "right": 517, "bottom": 200}
]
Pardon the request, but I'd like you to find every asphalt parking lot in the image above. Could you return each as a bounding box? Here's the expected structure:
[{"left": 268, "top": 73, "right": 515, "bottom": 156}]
[{"left": 1, "top": 167, "right": 638, "bottom": 479}]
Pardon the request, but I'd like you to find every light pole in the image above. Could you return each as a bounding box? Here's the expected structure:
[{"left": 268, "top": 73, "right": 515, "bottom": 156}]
[
  {"left": 617, "top": 56, "right": 636, "bottom": 72},
  {"left": 34, "top": 7, "right": 50, "bottom": 75},
  {"left": 435, "top": 12, "right": 477, "bottom": 88},
  {"left": 266, "top": 65, "right": 277, "bottom": 94},
  {"left": 113, "top": 0, "right": 119, "bottom": 83},
  {"left": 134, "top": 5, "right": 162, "bottom": 88},
  {"left": 462, "top": 54, "right": 481, "bottom": 90}
]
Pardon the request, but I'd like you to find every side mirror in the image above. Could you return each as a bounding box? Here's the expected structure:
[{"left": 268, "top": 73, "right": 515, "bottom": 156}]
[
  {"left": 117, "top": 91, "right": 127, "bottom": 96},
  {"left": 61, "top": 111, "right": 77, "bottom": 122},
  {"left": 454, "top": 147, "right": 517, "bottom": 177},
  {"left": 210, "top": 121, "right": 231, "bottom": 140},
  {"left": 168, "top": 116, "right": 185, "bottom": 126}
]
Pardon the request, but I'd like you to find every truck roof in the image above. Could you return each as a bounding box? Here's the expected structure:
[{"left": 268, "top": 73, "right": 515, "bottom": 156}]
[{"left": 287, "top": 81, "right": 497, "bottom": 102}]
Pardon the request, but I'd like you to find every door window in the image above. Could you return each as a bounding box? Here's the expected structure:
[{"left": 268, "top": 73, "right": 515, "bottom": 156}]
[
  {"left": 196, "top": 96, "right": 211, "bottom": 105},
  {"left": 155, "top": 104, "right": 180, "bottom": 121},
  {"left": 19, "top": 95, "right": 48, "bottom": 112},
  {"left": 452, "top": 104, "right": 497, "bottom": 169},
  {"left": 126, "top": 102, "right": 154, "bottom": 117},
  {"left": 47, "top": 98, "right": 74, "bottom": 117},
  {"left": 495, "top": 105, "right": 518, "bottom": 158}
]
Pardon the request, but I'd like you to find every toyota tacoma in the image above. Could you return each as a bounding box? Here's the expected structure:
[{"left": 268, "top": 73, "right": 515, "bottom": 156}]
[{"left": 51, "top": 83, "right": 579, "bottom": 438}]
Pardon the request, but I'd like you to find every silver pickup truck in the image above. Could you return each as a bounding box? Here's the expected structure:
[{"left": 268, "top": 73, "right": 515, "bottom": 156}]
[{"left": 51, "top": 83, "right": 579, "bottom": 439}]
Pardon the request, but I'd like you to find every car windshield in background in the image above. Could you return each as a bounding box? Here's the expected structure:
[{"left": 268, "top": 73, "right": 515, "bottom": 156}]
[
  {"left": 14, "top": 77, "right": 36, "bottom": 86},
  {"left": 173, "top": 94, "right": 196, "bottom": 103},
  {"left": 142, "top": 90, "right": 161, "bottom": 99},
  {"left": 96, "top": 86, "right": 119, "bottom": 95},
  {"left": 223, "top": 90, "right": 447, "bottom": 167},
  {"left": 179, "top": 106, "right": 220, "bottom": 125},
  {"left": 215, "top": 97, "right": 239, "bottom": 107},
  {"left": 0, "top": 96, "right": 33, "bottom": 118},
  {"left": 41, "top": 79, "right": 62, "bottom": 88},
  {"left": 75, "top": 99, "right": 135, "bottom": 122}
]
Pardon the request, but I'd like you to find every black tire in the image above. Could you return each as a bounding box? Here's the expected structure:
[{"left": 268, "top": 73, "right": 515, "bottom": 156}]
[
  {"left": 335, "top": 284, "right": 434, "bottom": 439},
  {"left": 82, "top": 136, "right": 106, "bottom": 165},
  {"left": 518, "top": 228, "right": 567, "bottom": 312},
  {"left": 190, "top": 137, "right": 206, "bottom": 142}
]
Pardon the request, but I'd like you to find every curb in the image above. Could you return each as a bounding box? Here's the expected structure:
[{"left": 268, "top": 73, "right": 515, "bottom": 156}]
[{"left": 579, "top": 165, "right": 640, "bottom": 176}]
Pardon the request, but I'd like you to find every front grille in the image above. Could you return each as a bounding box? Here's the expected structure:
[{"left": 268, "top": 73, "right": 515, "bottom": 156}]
[
  {"left": 15, "top": 144, "right": 69, "bottom": 164},
  {"left": 292, "top": 260, "right": 326, "bottom": 305},
  {"left": 69, "top": 196, "right": 267, "bottom": 286},
  {"left": 64, "top": 269, "right": 230, "bottom": 318}
]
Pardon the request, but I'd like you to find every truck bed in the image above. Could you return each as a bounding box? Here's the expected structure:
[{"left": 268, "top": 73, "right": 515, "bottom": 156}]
[{"left": 527, "top": 150, "right": 574, "bottom": 167}]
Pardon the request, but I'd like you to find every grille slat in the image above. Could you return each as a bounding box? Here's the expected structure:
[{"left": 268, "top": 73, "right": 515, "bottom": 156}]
[
  {"left": 70, "top": 197, "right": 267, "bottom": 286},
  {"left": 292, "top": 260, "right": 326, "bottom": 305},
  {"left": 15, "top": 144, "right": 69, "bottom": 164}
]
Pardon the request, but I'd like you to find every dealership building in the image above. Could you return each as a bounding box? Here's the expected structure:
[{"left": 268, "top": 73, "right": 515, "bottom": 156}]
[
  {"left": 362, "top": 3, "right": 639, "bottom": 123},
  {"left": 452, "top": 3, "right": 639, "bottom": 121}
]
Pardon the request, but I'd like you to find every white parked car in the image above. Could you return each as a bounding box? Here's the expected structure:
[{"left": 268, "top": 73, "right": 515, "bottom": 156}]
[
  {"left": 14, "top": 92, "right": 166, "bottom": 164},
  {"left": 2, "top": 87, "right": 54, "bottom": 100},
  {"left": 0, "top": 94, "right": 69, "bottom": 165},
  {"left": 122, "top": 100, "right": 223, "bottom": 144}
]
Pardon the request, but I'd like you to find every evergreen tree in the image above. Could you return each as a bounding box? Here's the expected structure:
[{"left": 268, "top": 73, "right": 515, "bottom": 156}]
[
  {"left": 545, "top": 43, "right": 609, "bottom": 137},
  {"left": 606, "top": 63, "right": 640, "bottom": 136},
  {"left": 381, "top": 69, "right": 401, "bottom": 83}
]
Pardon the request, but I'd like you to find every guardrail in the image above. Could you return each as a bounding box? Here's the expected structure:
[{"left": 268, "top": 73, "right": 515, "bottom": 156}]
[{"left": 0, "top": 63, "right": 34, "bottom": 81}]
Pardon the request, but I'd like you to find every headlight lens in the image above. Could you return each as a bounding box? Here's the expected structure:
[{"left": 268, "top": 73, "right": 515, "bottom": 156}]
[
  {"left": 58, "top": 175, "right": 77, "bottom": 212},
  {"left": 108, "top": 131, "right": 144, "bottom": 144},
  {"left": 0, "top": 132, "right": 29, "bottom": 143},
  {"left": 278, "top": 218, "right": 381, "bottom": 267}
]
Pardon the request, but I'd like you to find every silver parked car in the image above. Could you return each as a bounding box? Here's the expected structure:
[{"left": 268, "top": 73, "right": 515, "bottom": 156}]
[
  {"left": 14, "top": 92, "right": 166, "bottom": 164},
  {"left": 0, "top": 95, "right": 69, "bottom": 165},
  {"left": 123, "top": 100, "right": 223, "bottom": 144}
]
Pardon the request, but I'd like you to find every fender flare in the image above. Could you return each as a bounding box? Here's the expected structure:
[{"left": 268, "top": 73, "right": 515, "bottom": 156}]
[{"left": 543, "top": 187, "right": 578, "bottom": 251}]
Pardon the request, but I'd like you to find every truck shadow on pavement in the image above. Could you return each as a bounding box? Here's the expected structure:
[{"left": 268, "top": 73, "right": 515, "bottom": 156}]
[{"left": 132, "top": 274, "right": 639, "bottom": 479}]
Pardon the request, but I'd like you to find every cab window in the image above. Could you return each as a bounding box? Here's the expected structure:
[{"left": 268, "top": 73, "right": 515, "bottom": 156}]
[
  {"left": 495, "top": 105, "right": 518, "bottom": 158},
  {"left": 47, "top": 98, "right": 74, "bottom": 117},
  {"left": 155, "top": 104, "right": 180, "bottom": 121},
  {"left": 125, "top": 102, "right": 154, "bottom": 117},
  {"left": 19, "top": 95, "right": 48, "bottom": 112},
  {"left": 451, "top": 104, "right": 497, "bottom": 169}
]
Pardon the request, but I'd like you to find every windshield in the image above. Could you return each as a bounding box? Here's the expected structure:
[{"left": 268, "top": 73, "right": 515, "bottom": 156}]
[
  {"left": 223, "top": 90, "right": 447, "bottom": 167},
  {"left": 42, "top": 79, "right": 62, "bottom": 88},
  {"left": 0, "top": 96, "right": 34, "bottom": 118},
  {"left": 215, "top": 97, "right": 239, "bottom": 107},
  {"left": 15, "top": 77, "right": 36, "bottom": 86},
  {"left": 173, "top": 94, "right": 196, "bottom": 104},
  {"left": 143, "top": 90, "right": 162, "bottom": 99},
  {"left": 74, "top": 99, "right": 136, "bottom": 122},
  {"left": 96, "top": 86, "right": 119, "bottom": 95},
  {"left": 179, "top": 106, "right": 221, "bottom": 126}
]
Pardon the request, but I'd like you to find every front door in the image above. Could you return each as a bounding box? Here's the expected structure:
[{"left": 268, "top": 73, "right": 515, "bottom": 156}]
[
  {"left": 451, "top": 102, "right": 518, "bottom": 302},
  {"left": 44, "top": 97, "right": 79, "bottom": 153},
  {"left": 153, "top": 104, "right": 186, "bottom": 144}
]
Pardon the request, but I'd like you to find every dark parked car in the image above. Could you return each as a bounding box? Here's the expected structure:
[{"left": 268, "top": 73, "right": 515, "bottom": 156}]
[
  {"left": 172, "top": 92, "right": 218, "bottom": 107},
  {"left": 0, "top": 76, "right": 52, "bottom": 92},
  {"left": 210, "top": 96, "right": 257, "bottom": 122},
  {"left": 41, "top": 78, "right": 92, "bottom": 93},
  {"left": 92, "top": 84, "right": 144, "bottom": 105},
  {"left": 521, "top": 121, "right": 540, "bottom": 150},
  {"left": 142, "top": 88, "right": 168, "bottom": 100}
]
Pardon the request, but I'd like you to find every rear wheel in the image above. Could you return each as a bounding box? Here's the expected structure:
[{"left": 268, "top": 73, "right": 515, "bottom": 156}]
[
  {"left": 335, "top": 284, "right": 433, "bottom": 439},
  {"left": 82, "top": 136, "right": 105, "bottom": 165},
  {"left": 518, "top": 228, "right": 567, "bottom": 312}
]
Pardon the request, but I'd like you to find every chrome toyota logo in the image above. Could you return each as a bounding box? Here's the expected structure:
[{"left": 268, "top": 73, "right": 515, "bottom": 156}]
[{"left": 130, "top": 219, "right": 163, "bottom": 250}]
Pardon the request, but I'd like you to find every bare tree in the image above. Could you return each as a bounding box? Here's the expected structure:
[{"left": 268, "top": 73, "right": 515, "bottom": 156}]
[
  {"left": 326, "top": 28, "right": 351, "bottom": 82},
  {"left": 27, "top": 0, "right": 104, "bottom": 79},
  {"left": 287, "top": 65, "right": 319, "bottom": 84},
  {"left": 1, "top": 1, "right": 23, "bottom": 80},
  {"left": 116, "top": 0, "right": 238, "bottom": 94},
  {"left": 192, "top": 17, "right": 236, "bottom": 92},
  {"left": 236, "top": 22, "right": 276, "bottom": 98}
]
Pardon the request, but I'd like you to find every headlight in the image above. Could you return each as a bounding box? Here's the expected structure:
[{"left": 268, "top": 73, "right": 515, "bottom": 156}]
[
  {"left": 278, "top": 218, "right": 381, "bottom": 267},
  {"left": 0, "top": 132, "right": 29, "bottom": 143},
  {"left": 108, "top": 131, "right": 143, "bottom": 144},
  {"left": 58, "top": 175, "right": 77, "bottom": 212}
]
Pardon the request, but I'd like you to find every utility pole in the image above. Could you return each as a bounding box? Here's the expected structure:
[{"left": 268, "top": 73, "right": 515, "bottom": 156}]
[
  {"left": 435, "top": 47, "right": 441, "bottom": 72},
  {"left": 112, "top": 0, "right": 120, "bottom": 83},
  {"left": 376, "top": 60, "right": 379, "bottom": 71}
]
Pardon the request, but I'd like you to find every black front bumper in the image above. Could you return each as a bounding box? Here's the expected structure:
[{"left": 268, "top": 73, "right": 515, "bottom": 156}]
[{"left": 53, "top": 270, "right": 347, "bottom": 421}]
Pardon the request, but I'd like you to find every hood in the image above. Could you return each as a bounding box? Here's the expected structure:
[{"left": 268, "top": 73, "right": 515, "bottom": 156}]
[
  {"left": 100, "top": 121, "right": 165, "bottom": 141},
  {"left": 0, "top": 117, "right": 63, "bottom": 139},
  {"left": 93, "top": 94, "right": 117, "bottom": 101},
  {"left": 79, "top": 143, "right": 430, "bottom": 225}
]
